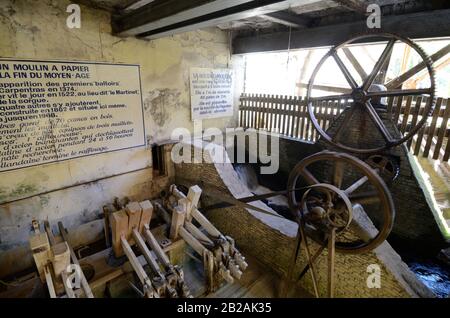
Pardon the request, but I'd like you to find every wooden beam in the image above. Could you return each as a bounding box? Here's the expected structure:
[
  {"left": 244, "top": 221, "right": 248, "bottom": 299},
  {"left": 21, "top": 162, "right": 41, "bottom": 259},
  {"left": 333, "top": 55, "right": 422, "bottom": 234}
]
[
  {"left": 332, "top": 0, "right": 367, "bottom": 15},
  {"left": 169, "top": 206, "right": 186, "bottom": 240},
  {"left": 342, "top": 47, "right": 367, "bottom": 80},
  {"left": 233, "top": 9, "right": 450, "bottom": 54},
  {"left": 386, "top": 43, "right": 450, "bottom": 89},
  {"left": 114, "top": 0, "right": 324, "bottom": 39},
  {"left": 260, "top": 11, "right": 311, "bottom": 28},
  {"left": 122, "top": 0, "right": 155, "bottom": 13},
  {"left": 296, "top": 83, "right": 351, "bottom": 94}
]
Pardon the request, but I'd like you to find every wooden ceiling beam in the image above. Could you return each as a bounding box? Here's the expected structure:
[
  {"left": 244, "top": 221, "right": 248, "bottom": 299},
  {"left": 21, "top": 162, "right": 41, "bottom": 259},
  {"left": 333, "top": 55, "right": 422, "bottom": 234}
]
[
  {"left": 331, "top": 0, "right": 367, "bottom": 15},
  {"left": 260, "top": 11, "right": 312, "bottom": 28},
  {"left": 233, "top": 9, "right": 450, "bottom": 54},
  {"left": 113, "top": 0, "right": 324, "bottom": 39}
]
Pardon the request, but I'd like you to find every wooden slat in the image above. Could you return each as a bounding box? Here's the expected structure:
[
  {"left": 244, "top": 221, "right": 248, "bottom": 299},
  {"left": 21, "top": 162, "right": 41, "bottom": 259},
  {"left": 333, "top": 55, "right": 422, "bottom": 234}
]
[
  {"left": 281, "top": 96, "right": 288, "bottom": 135},
  {"left": 305, "top": 101, "right": 313, "bottom": 141},
  {"left": 263, "top": 94, "right": 269, "bottom": 130},
  {"left": 327, "top": 101, "right": 337, "bottom": 131},
  {"left": 407, "top": 96, "right": 422, "bottom": 150},
  {"left": 423, "top": 97, "right": 443, "bottom": 158},
  {"left": 246, "top": 93, "right": 250, "bottom": 128},
  {"left": 393, "top": 96, "right": 403, "bottom": 124},
  {"left": 414, "top": 125, "right": 426, "bottom": 156},
  {"left": 290, "top": 96, "right": 298, "bottom": 137},
  {"left": 243, "top": 93, "right": 248, "bottom": 127},
  {"left": 387, "top": 96, "right": 394, "bottom": 115},
  {"left": 239, "top": 94, "right": 242, "bottom": 127},
  {"left": 443, "top": 130, "right": 450, "bottom": 161},
  {"left": 253, "top": 94, "right": 259, "bottom": 129},
  {"left": 400, "top": 96, "right": 413, "bottom": 133},
  {"left": 295, "top": 97, "right": 302, "bottom": 139},
  {"left": 252, "top": 93, "right": 257, "bottom": 129},
  {"left": 238, "top": 93, "right": 450, "bottom": 161},
  {"left": 253, "top": 94, "right": 261, "bottom": 129},
  {"left": 290, "top": 97, "right": 297, "bottom": 137},
  {"left": 434, "top": 98, "right": 450, "bottom": 160},
  {"left": 268, "top": 94, "right": 275, "bottom": 132},
  {"left": 248, "top": 93, "right": 252, "bottom": 128},
  {"left": 316, "top": 100, "right": 326, "bottom": 141},
  {"left": 277, "top": 95, "right": 283, "bottom": 134},
  {"left": 299, "top": 98, "right": 306, "bottom": 140}
]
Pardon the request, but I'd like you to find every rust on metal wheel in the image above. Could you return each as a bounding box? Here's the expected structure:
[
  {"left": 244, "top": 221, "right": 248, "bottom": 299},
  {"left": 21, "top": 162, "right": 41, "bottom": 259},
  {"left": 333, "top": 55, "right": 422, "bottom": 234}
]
[
  {"left": 306, "top": 33, "right": 436, "bottom": 154},
  {"left": 287, "top": 151, "right": 395, "bottom": 254}
]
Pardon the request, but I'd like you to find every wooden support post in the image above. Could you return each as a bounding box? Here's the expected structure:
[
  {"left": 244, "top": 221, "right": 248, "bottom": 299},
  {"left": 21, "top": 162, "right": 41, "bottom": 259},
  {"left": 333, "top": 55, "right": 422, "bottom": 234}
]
[
  {"left": 126, "top": 202, "right": 142, "bottom": 243},
  {"left": 29, "top": 233, "right": 51, "bottom": 282},
  {"left": 51, "top": 242, "right": 71, "bottom": 278},
  {"left": 139, "top": 200, "right": 153, "bottom": 233},
  {"left": 110, "top": 210, "right": 129, "bottom": 257},
  {"left": 103, "top": 204, "right": 115, "bottom": 248},
  {"left": 186, "top": 185, "right": 202, "bottom": 219},
  {"left": 168, "top": 178, "right": 216, "bottom": 238},
  {"left": 44, "top": 220, "right": 56, "bottom": 246},
  {"left": 169, "top": 206, "right": 185, "bottom": 240}
]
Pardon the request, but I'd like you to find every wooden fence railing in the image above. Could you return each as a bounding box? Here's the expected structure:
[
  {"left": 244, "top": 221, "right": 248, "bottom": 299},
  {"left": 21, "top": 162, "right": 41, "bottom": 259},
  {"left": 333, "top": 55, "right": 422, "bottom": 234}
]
[{"left": 238, "top": 93, "right": 450, "bottom": 162}]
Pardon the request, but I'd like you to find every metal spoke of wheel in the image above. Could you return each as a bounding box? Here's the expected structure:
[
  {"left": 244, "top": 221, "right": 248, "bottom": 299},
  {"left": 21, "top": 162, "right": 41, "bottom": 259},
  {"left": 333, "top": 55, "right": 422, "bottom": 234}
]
[
  {"left": 288, "top": 151, "right": 396, "bottom": 254},
  {"left": 349, "top": 191, "right": 381, "bottom": 205},
  {"left": 344, "top": 176, "right": 369, "bottom": 195},
  {"left": 310, "top": 94, "right": 353, "bottom": 102},
  {"left": 364, "top": 101, "right": 393, "bottom": 143},
  {"left": 367, "top": 88, "right": 433, "bottom": 98},
  {"left": 332, "top": 105, "right": 357, "bottom": 142},
  {"left": 333, "top": 161, "right": 344, "bottom": 189},
  {"left": 363, "top": 39, "right": 396, "bottom": 90},
  {"left": 332, "top": 51, "right": 358, "bottom": 89},
  {"left": 302, "top": 168, "right": 320, "bottom": 185}
]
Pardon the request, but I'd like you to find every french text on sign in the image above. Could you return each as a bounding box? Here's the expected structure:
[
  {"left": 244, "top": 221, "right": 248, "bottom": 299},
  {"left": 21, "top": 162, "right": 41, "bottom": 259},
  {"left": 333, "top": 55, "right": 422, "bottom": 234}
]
[
  {"left": 0, "top": 59, "right": 146, "bottom": 172},
  {"left": 190, "top": 67, "right": 234, "bottom": 121}
]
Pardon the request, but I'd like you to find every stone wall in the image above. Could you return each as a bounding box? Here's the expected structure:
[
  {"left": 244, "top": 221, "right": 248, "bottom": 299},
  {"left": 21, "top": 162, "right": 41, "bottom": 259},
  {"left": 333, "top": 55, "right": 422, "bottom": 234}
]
[{"left": 0, "top": 0, "right": 243, "bottom": 278}]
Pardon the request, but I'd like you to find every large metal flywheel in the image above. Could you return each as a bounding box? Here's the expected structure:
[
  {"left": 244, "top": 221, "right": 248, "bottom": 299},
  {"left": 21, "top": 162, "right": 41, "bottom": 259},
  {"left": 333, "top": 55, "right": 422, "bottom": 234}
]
[{"left": 306, "top": 33, "right": 436, "bottom": 154}]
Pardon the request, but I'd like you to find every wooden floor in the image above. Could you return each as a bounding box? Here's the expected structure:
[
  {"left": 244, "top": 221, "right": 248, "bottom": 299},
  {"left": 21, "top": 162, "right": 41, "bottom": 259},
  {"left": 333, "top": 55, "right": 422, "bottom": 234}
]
[{"left": 183, "top": 252, "right": 311, "bottom": 298}]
